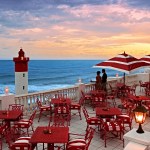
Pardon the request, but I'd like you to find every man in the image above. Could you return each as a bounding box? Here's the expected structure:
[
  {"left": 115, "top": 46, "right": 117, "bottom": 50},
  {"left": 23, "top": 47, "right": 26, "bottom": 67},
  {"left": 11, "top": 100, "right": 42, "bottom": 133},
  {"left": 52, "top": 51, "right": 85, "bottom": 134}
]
[{"left": 101, "top": 69, "right": 107, "bottom": 91}]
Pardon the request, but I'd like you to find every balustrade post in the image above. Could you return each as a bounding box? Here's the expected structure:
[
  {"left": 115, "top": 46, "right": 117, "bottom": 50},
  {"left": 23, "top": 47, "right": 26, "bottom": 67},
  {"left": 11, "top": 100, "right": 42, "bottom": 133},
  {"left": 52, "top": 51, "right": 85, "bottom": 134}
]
[{"left": 75, "top": 82, "right": 85, "bottom": 100}]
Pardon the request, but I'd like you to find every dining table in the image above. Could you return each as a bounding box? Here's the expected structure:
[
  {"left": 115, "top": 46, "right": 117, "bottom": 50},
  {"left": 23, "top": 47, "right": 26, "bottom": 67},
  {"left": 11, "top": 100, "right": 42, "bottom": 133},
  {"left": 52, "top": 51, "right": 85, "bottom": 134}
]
[
  {"left": 51, "top": 98, "right": 71, "bottom": 106},
  {"left": 30, "top": 126, "right": 69, "bottom": 150},
  {"left": 145, "top": 82, "right": 150, "bottom": 89},
  {"left": 116, "top": 83, "right": 125, "bottom": 89},
  {"left": 0, "top": 110, "right": 23, "bottom": 127},
  {"left": 128, "top": 94, "right": 150, "bottom": 105},
  {"left": 96, "top": 107, "right": 122, "bottom": 118},
  {"left": 90, "top": 90, "right": 106, "bottom": 97}
]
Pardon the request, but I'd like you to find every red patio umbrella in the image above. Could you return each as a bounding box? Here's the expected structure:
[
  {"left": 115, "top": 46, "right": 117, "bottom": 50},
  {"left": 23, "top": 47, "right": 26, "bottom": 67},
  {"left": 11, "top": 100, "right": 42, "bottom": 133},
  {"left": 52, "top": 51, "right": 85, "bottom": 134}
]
[
  {"left": 140, "top": 55, "right": 150, "bottom": 63},
  {"left": 93, "top": 52, "right": 150, "bottom": 83}
]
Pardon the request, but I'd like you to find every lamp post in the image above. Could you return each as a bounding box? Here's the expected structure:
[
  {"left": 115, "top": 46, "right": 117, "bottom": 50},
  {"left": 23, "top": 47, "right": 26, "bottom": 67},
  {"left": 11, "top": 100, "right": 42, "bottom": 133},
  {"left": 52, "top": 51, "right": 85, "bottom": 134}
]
[{"left": 133, "top": 103, "right": 147, "bottom": 134}]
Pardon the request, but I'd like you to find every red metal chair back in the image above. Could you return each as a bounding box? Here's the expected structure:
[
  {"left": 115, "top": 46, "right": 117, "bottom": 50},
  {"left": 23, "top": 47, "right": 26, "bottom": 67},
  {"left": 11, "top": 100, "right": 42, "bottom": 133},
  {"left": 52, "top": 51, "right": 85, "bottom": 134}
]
[
  {"left": 55, "top": 105, "right": 70, "bottom": 114},
  {"left": 82, "top": 107, "right": 89, "bottom": 120},
  {"left": 84, "top": 127, "right": 95, "bottom": 150},
  {"left": 66, "top": 127, "right": 95, "bottom": 150},
  {"left": 0, "top": 122, "right": 9, "bottom": 149},
  {"left": 29, "top": 110, "right": 36, "bottom": 123},
  {"left": 4, "top": 127, "right": 17, "bottom": 149},
  {"left": 101, "top": 118, "right": 124, "bottom": 147},
  {"left": 79, "top": 97, "right": 84, "bottom": 106},
  {"left": 53, "top": 105, "right": 71, "bottom": 126},
  {"left": 10, "top": 143, "right": 31, "bottom": 150},
  {"left": 9, "top": 104, "right": 24, "bottom": 111},
  {"left": 36, "top": 99, "right": 42, "bottom": 107}
]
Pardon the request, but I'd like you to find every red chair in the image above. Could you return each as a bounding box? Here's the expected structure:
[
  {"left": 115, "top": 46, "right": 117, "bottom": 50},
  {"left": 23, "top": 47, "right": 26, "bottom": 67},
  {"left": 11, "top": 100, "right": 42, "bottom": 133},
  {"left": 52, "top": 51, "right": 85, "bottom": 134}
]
[
  {"left": 4, "top": 126, "right": 36, "bottom": 150},
  {"left": 66, "top": 127, "right": 95, "bottom": 150},
  {"left": 139, "top": 80, "right": 147, "bottom": 92},
  {"left": 118, "top": 97, "right": 134, "bottom": 116},
  {"left": 129, "top": 84, "right": 137, "bottom": 95},
  {"left": 4, "top": 129, "right": 34, "bottom": 150},
  {"left": 14, "top": 110, "right": 36, "bottom": 136},
  {"left": 91, "top": 96, "right": 107, "bottom": 110},
  {"left": 9, "top": 104, "right": 24, "bottom": 119},
  {"left": 51, "top": 105, "right": 71, "bottom": 126},
  {"left": 82, "top": 107, "right": 101, "bottom": 131},
  {"left": 70, "top": 97, "right": 84, "bottom": 120},
  {"left": 145, "top": 88, "right": 150, "bottom": 96},
  {"left": 144, "top": 101, "right": 150, "bottom": 117},
  {"left": 36, "top": 98, "right": 52, "bottom": 122},
  {"left": 0, "top": 122, "right": 9, "bottom": 149},
  {"left": 9, "top": 104, "right": 24, "bottom": 111},
  {"left": 117, "top": 114, "right": 132, "bottom": 131},
  {"left": 10, "top": 137, "right": 32, "bottom": 150},
  {"left": 109, "top": 84, "right": 117, "bottom": 95},
  {"left": 0, "top": 121, "right": 9, "bottom": 137},
  {"left": 100, "top": 118, "right": 124, "bottom": 147},
  {"left": 81, "top": 91, "right": 92, "bottom": 105}
]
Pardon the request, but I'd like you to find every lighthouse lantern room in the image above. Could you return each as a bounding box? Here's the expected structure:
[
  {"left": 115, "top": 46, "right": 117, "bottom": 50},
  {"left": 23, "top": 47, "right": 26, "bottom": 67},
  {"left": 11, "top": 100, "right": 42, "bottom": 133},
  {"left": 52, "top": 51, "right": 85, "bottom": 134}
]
[{"left": 13, "top": 48, "right": 29, "bottom": 95}]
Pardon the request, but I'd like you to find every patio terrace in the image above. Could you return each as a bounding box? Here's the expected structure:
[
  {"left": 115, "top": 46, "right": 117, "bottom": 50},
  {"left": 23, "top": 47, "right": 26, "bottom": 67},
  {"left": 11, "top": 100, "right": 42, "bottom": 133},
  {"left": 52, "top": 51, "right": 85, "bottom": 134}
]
[
  {"left": 1, "top": 84, "right": 150, "bottom": 150},
  {"left": 1, "top": 72, "right": 150, "bottom": 150}
]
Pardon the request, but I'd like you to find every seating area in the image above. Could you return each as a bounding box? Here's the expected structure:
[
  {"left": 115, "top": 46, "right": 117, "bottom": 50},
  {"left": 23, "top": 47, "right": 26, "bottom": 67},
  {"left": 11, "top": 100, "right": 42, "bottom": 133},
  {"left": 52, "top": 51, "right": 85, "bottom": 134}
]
[{"left": 1, "top": 84, "right": 150, "bottom": 150}]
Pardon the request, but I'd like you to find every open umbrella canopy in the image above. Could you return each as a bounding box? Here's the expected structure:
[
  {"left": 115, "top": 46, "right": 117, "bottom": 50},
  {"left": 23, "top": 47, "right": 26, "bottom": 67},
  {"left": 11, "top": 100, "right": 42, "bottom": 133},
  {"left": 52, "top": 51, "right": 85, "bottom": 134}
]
[
  {"left": 93, "top": 52, "right": 150, "bottom": 74},
  {"left": 140, "top": 55, "right": 150, "bottom": 64}
]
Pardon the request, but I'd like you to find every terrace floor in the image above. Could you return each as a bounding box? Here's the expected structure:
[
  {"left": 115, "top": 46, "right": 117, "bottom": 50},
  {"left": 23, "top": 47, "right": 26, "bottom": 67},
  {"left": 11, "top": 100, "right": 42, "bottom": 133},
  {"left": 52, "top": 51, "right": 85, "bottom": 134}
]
[{"left": 2, "top": 86, "right": 150, "bottom": 150}]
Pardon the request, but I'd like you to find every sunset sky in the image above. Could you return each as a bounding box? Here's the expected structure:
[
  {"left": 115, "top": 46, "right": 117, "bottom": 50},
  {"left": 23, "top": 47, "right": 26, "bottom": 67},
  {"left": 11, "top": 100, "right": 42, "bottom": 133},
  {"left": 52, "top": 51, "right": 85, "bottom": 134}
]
[{"left": 0, "top": 0, "right": 150, "bottom": 60}]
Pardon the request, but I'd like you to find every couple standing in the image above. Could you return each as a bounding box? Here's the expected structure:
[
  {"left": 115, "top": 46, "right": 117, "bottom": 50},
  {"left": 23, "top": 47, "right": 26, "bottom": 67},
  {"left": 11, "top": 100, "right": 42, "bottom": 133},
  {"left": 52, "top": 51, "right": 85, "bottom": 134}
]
[{"left": 95, "top": 69, "right": 107, "bottom": 91}]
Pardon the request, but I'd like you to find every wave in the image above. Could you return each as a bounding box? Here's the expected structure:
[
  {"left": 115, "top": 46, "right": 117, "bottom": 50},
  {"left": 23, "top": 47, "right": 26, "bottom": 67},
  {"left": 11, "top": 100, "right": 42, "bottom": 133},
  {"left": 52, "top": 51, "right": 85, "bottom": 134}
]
[{"left": 0, "top": 84, "right": 73, "bottom": 94}]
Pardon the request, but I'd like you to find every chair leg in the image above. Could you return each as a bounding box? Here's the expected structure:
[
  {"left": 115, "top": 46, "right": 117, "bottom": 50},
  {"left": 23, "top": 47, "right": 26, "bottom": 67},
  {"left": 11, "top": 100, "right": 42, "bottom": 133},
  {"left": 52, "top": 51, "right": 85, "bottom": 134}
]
[
  {"left": 27, "top": 128, "right": 29, "bottom": 136},
  {"left": 38, "top": 111, "right": 42, "bottom": 122},
  {"left": 78, "top": 110, "right": 82, "bottom": 120},
  {"left": 0, "top": 141, "right": 2, "bottom": 150},
  {"left": 104, "top": 132, "right": 107, "bottom": 147},
  {"left": 31, "top": 125, "right": 34, "bottom": 133}
]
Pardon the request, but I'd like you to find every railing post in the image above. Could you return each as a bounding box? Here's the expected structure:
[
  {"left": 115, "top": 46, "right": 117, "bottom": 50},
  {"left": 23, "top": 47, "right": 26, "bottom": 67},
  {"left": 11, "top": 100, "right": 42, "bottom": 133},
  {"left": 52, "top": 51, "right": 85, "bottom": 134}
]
[{"left": 75, "top": 82, "right": 85, "bottom": 100}]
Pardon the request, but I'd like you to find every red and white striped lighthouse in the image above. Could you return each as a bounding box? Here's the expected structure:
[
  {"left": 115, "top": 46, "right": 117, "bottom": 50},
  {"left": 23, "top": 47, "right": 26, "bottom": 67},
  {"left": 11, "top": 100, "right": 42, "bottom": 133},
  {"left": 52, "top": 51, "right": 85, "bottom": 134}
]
[{"left": 13, "top": 48, "right": 29, "bottom": 95}]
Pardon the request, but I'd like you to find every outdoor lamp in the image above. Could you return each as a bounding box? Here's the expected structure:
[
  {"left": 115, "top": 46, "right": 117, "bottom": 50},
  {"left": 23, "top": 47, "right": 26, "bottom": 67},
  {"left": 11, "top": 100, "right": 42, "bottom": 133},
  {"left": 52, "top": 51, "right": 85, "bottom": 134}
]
[
  {"left": 116, "top": 73, "right": 119, "bottom": 77},
  {"left": 133, "top": 104, "right": 147, "bottom": 133},
  {"left": 4, "top": 86, "right": 9, "bottom": 95},
  {"left": 78, "top": 77, "right": 82, "bottom": 83}
]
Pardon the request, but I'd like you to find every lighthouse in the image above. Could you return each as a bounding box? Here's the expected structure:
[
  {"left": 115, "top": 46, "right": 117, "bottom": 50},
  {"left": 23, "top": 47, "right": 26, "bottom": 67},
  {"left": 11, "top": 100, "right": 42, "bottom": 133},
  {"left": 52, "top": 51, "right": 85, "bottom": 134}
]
[{"left": 13, "top": 48, "right": 29, "bottom": 95}]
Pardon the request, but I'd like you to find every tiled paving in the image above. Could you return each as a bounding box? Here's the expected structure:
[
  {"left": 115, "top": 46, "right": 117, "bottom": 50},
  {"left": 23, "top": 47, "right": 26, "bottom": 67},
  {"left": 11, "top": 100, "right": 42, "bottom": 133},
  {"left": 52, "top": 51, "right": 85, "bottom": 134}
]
[{"left": 2, "top": 86, "right": 150, "bottom": 150}]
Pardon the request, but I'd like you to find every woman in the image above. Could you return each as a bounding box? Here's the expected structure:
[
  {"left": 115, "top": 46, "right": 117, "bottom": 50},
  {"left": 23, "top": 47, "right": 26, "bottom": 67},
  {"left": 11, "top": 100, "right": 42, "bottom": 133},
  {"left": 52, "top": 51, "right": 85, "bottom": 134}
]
[{"left": 95, "top": 71, "right": 101, "bottom": 90}]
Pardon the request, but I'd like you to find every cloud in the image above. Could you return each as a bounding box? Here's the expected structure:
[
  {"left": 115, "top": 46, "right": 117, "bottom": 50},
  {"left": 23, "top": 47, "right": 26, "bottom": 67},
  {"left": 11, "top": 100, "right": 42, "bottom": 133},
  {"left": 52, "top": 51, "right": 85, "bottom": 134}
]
[{"left": 0, "top": 0, "right": 150, "bottom": 59}]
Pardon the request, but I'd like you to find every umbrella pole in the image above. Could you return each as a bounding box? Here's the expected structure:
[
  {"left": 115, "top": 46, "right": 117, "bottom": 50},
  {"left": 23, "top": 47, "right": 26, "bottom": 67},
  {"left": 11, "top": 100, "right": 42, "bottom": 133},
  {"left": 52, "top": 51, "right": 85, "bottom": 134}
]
[{"left": 124, "top": 73, "right": 125, "bottom": 85}]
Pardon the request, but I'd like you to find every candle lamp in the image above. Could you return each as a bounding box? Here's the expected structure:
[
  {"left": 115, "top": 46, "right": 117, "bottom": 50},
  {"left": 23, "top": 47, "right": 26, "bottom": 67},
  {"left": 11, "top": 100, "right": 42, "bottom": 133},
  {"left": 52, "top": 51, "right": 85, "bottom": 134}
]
[{"left": 5, "top": 87, "right": 9, "bottom": 95}]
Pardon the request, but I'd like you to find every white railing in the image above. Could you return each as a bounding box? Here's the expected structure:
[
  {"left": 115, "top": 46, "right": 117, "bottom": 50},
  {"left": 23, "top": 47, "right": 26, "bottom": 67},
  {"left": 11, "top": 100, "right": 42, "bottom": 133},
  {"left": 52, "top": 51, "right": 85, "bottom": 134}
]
[
  {"left": 15, "top": 85, "right": 80, "bottom": 115},
  {"left": 10, "top": 73, "right": 149, "bottom": 115}
]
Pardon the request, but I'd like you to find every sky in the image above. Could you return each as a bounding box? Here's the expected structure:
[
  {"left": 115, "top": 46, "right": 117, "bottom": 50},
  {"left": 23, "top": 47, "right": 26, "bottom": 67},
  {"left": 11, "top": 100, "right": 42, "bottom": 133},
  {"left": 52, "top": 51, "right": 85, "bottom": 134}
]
[{"left": 0, "top": 0, "right": 150, "bottom": 60}]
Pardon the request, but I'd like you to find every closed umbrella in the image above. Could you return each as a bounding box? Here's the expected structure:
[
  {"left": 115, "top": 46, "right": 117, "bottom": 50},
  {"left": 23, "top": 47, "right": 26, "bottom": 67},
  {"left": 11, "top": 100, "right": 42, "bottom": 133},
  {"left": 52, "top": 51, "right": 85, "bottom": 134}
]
[{"left": 93, "top": 52, "right": 150, "bottom": 84}]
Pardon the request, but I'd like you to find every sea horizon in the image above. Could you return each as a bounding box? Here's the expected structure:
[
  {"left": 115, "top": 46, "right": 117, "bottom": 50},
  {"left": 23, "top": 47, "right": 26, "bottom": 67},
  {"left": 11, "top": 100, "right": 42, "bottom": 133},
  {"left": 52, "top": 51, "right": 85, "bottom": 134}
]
[{"left": 0, "top": 60, "right": 144, "bottom": 95}]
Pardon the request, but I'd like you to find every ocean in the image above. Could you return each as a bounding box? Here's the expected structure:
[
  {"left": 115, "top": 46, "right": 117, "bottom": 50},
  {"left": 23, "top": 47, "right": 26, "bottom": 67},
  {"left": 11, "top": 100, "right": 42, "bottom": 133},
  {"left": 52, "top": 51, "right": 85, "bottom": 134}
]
[{"left": 0, "top": 60, "right": 144, "bottom": 94}]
